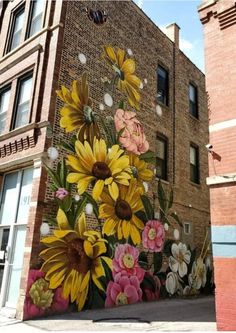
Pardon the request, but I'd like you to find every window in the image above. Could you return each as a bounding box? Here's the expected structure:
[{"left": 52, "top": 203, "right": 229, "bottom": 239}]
[
  {"left": 12, "top": 74, "right": 33, "bottom": 130},
  {"left": 27, "top": 0, "right": 44, "bottom": 38},
  {"left": 190, "top": 144, "right": 199, "bottom": 184},
  {"left": 184, "top": 223, "right": 191, "bottom": 235},
  {"left": 156, "top": 135, "right": 168, "bottom": 181},
  {"left": 0, "top": 87, "right": 11, "bottom": 134},
  {"left": 157, "top": 66, "right": 169, "bottom": 106},
  {"left": 8, "top": 6, "right": 25, "bottom": 52},
  {"left": 189, "top": 84, "right": 198, "bottom": 118}
]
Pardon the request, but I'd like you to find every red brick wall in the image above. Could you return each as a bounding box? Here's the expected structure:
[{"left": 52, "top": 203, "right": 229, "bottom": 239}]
[{"left": 199, "top": 1, "right": 236, "bottom": 330}]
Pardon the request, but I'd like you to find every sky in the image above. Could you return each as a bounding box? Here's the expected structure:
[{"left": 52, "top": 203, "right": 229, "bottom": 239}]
[{"left": 133, "top": 0, "right": 204, "bottom": 72}]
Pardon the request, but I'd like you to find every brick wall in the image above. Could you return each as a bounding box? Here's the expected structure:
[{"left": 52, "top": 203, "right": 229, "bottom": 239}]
[
  {"left": 199, "top": 0, "right": 236, "bottom": 330},
  {"left": 47, "top": 0, "right": 210, "bottom": 252}
]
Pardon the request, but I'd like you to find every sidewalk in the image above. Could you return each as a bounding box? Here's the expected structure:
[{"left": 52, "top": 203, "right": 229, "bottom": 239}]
[{"left": 0, "top": 296, "right": 216, "bottom": 332}]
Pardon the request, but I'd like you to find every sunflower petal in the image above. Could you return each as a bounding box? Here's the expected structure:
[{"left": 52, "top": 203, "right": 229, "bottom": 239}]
[
  {"left": 92, "top": 179, "right": 104, "bottom": 200},
  {"left": 108, "top": 182, "right": 119, "bottom": 201},
  {"left": 79, "top": 271, "right": 90, "bottom": 292},
  {"left": 57, "top": 208, "right": 70, "bottom": 230},
  {"left": 121, "top": 58, "right": 135, "bottom": 74},
  {"left": 130, "top": 224, "right": 141, "bottom": 245},
  {"left": 84, "top": 240, "right": 94, "bottom": 258}
]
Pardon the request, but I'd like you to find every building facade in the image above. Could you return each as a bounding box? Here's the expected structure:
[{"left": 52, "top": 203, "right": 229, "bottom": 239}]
[
  {"left": 0, "top": 0, "right": 209, "bottom": 319},
  {"left": 199, "top": 0, "right": 236, "bottom": 330}
]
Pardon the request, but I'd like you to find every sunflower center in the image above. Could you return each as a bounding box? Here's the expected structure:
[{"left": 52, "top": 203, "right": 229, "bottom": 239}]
[
  {"left": 92, "top": 162, "right": 112, "bottom": 180},
  {"left": 116, "top": 292, "right": 128, "bottom": 306},
  {"left": 67, "top": 239, "right": 92, "bottom": 273},
  {"left": 131, "top": 166, "right": 139, "bottom": 178},
  {"left": 115, "top": 199, "right": 132, "bottom": 220},
  {"left": 123, "top": 253, "right": 135, "bottom": 269},
  {"left": 148, "top": 228, "right": 157, "bottom": 240},
  {"left": 113, "top": 65, "right": 125, "bottom": 81},
  {"left": 83, "top": 105, "right": 94, "bottom": 124}
]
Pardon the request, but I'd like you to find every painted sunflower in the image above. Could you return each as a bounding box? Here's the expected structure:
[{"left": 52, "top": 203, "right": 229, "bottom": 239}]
[
  {"left": 102, "top": 46, "right": 141, "bottom": 110},
  {"left": 99, "top": 179, "right": 144, "bottom": 245},
  {"left": 56, "top": 72, "right": 100, "bottom": 144},
  {"left": 128, "top": 153, "right": 153, "bottom": 186},
  {"left": 40, "top": 213, "right": 112, "bottom": 311},
  {"left": 66, "top": 138, "right": 131, "bottom": 201}
]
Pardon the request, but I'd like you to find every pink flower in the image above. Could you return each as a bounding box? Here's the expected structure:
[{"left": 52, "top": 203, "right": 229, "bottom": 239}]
[
  {"left": 141, "top": 272, "right": 161, "bottom": 302},
  {"left": 24, "top": 270, "right": 68, "bottom": 320},
  {"left": 142, "top": 220, "right": 165, "bottom": 252},
  {"left": 114, "top": 109, "right": 149, "bottom": 155},
  {"left": 105, "top": 275, "right": 142, "bottom": 307},
  {"left": 55, "top": 188, "right": 69, "bottom": 200},
  {"left": 51, "top": 287, "right": 69, "bottom": 313},
  {"left": 113, "top": 244, "right": 145, "bottom": 282}
]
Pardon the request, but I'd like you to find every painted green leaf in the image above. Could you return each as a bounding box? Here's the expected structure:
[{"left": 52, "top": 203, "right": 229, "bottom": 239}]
[
  {"left": 135, "top": 210, "right": 148, "bottom": 223},
  {"left": 44, "top": 163, "right": 61, "bottom": 188},
  {"left": 140, "top": 150, "right": 156, "bottom": 163},
  {"left": 141, "top": 195, "right": 154, "bottom": 220},
  {"left": 153, "top": 252, "right": 163, "bottom": 274},
  {"left": 158, "top": 179, "right": 167, "bottom": 213}
]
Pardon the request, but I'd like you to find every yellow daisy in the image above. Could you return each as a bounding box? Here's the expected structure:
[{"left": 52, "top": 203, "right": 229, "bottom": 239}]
[
  {"left": 102, "top": 46, "right": 141, "bottom": 110},
  {"left": 99, "top": 179, "right": 144, "bottom": 245},
  {"left": 66, "top": 138, "right": 131, "bottom": 201},
  {"left": 40, "top": 213, "right": 112, "bottom": 311},
  {"left": 56, "top": 72, "right": 100, "bottom": 143},
  {"left": 128, "top": 153, "right": 153, "bottom": 186}
]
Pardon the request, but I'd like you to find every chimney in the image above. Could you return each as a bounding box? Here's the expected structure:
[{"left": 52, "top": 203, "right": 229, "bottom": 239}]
[{"left": 165, "top": 23, "right": 180, "bottom": 49}]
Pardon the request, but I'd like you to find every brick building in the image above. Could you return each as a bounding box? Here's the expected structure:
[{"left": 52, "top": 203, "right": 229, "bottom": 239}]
[
  {"left": 0, "top": 0, "right": 209, "bottom": 319},
  {"left": 198, "top": 0, "right": 236, "bottom": 330}
]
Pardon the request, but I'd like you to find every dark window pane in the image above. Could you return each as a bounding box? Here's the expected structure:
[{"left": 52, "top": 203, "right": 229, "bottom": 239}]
[
  {"left": 0, "top": 87, "right": 11, "bottom": 134},
  {"left": 157, "top": 66, "right": 169, "bottom": 106},
  {"left": 13, "top": 75, "right": 33, "bottom": 129},
  {"left": 156, "top": 136, "right": 167, "bottom": 181},
  {"left": 189, "top": 84, "right": 198, "bottom": 118},
  {"left": 28, "top": 0, "right": 44, "bottom": 37},
  {"left": 190, "top": 145, "right": 199, "bottom": 183},
  {"left": 9, "top": 7, "right": 25, "bottom": 52}
]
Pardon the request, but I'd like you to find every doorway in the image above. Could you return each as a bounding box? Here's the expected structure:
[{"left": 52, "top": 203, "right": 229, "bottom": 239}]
[{"left": 0, "top": 168, "right": 33, "bottom": 309}]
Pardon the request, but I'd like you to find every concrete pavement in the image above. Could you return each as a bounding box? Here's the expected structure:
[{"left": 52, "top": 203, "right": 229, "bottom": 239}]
[{"left": 0, "top": 296, "right": 216, "bottom": 332}]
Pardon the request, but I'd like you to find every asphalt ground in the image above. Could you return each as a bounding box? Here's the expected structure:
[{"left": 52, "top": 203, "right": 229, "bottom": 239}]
[{"left": 0, "top": 295, "right": 216, "bottom": 332}]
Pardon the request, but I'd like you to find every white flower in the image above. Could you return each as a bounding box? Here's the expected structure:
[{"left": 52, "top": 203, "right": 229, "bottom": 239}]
[
  {"left": 78, "top": 53, "right": 87, "bottom": 65},
  {"left": 143, "top": 181, "right": 148, "bottom": 192},
  {"left": 99, "top": 103, "right": 105, "bottom": 111},
  {"left": 47, "top": 147, "right": 59, "bottom": 161},
  {"left": 183, "top": 285, "right": 191, "bottom": 296},
  {"left": 140, "top": 81, "right": 144, "bottom": 89},
  {"left": 155, "top": 105, "right": 163, "bottom": 117},
  {"left": 169, "top": 242, "right": 191, "bottom": 278},
  {"left": 144, "top": 78, "right": 148, "bottom": 84},
  {"left": 85, "top": 203, "right": 93, "bottom": 215},
  {"left": 104, "top": 93, "right": 113, "bottom": 107},
  {"left": 74, "top": 194, "right": 80, "bottom": 202},
  {"left": 188, "top": 257, "right": 207, "bottom": 290},
  {"left": 165, "top": 272, "right": 179, "bottom": 295},
  {"left": 127, "top": 48, "right": 133, "bottom": 56},
  {"left": 40, "top": 223, "right": 50, "bottom": 236},
  {"left": 164, "top": 223, "right": 169, "bottom": 231},
  {"left": 173, "top": 228, "right": 180, "bottom": 240}
]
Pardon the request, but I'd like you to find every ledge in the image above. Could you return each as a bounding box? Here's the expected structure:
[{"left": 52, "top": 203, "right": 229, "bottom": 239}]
[
  {"left": 206, "top": 173, "right": 236, "bottom": 185},
  {"left": 0, "top": 121, "right": 50, "bottom": 142}
]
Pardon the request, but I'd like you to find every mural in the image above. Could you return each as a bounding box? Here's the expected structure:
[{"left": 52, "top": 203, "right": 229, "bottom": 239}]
[{"left": 24, "top": 46, "right": 214, "bottom": 319}]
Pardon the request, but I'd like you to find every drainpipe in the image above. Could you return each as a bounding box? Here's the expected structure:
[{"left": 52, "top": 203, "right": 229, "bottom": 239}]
[{"left": 165, "top": 23, "right": 180, "bottom": 184}]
